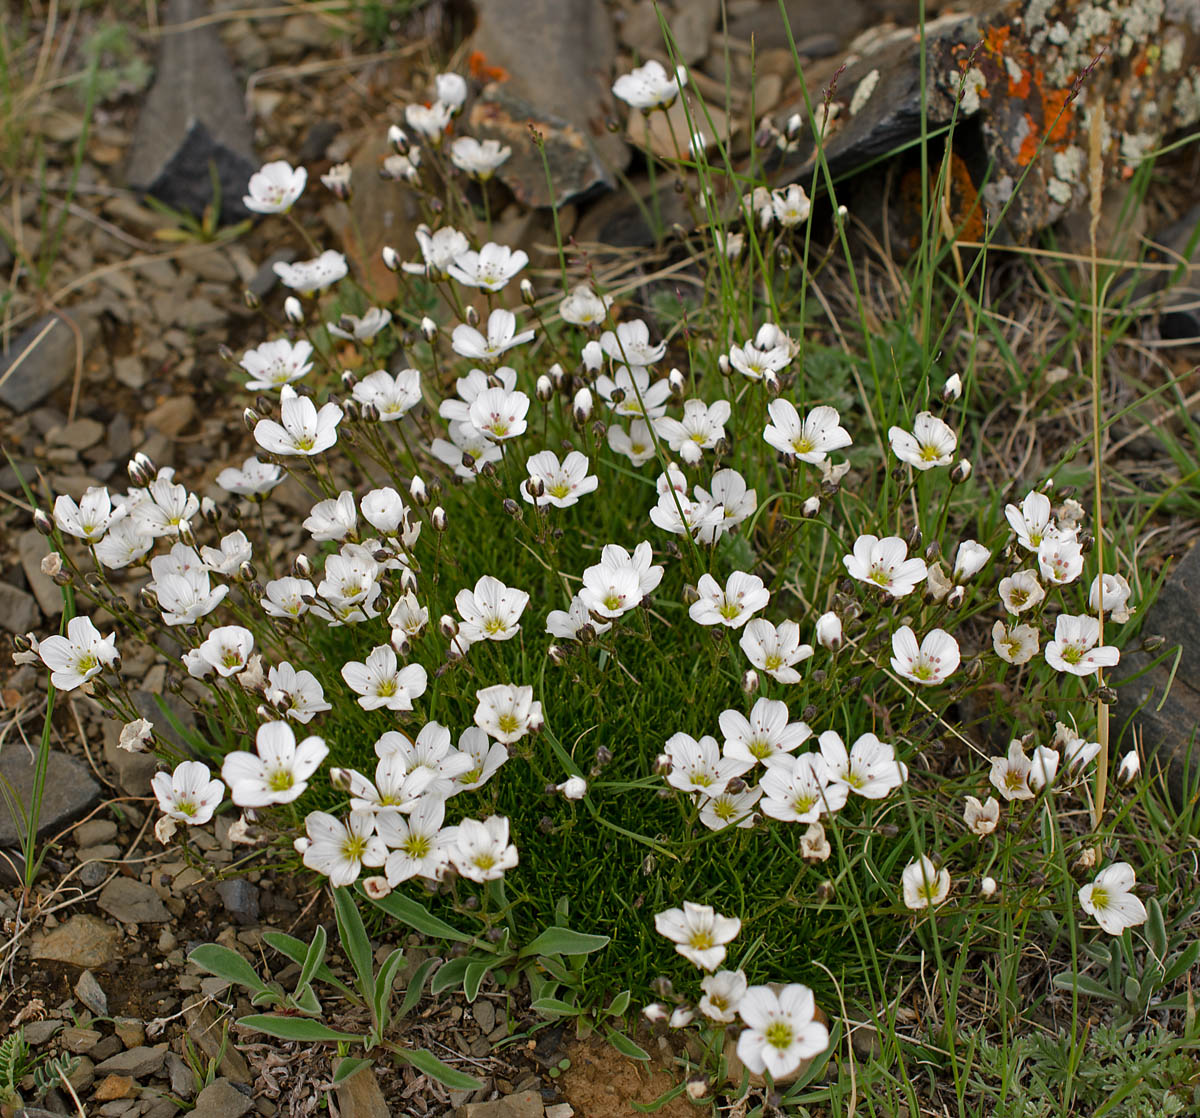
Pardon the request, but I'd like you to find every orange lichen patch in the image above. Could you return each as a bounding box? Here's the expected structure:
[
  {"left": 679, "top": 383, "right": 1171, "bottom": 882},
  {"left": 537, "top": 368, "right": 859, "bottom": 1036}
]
[
  {"left": 468, "top": 50, "right": 509, "bottom": 83},
  {"left": 1017, "top": 112, "right": 1040, "bottom": 165},
  {"left": 985, "top": 25, "right": 1011, "bottom": 58},
  {"left": 1008, "top": 64, "right": 1032, "bottom": 98},
  {"left": 1040, "top": 86, "right": 1072, "bottom": 146},
  {"left": 897, "top": 151, "right": 984, "bottom": 251}
]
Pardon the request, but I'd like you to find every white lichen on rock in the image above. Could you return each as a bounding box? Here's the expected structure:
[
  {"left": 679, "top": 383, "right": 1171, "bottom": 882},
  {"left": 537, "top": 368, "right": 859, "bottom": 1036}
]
[
  {"left": 849, "top": 69, "right": 880, "bottom": 117},
  {"left": 954, "top": 67, "right": 987, "bottom": 115}
]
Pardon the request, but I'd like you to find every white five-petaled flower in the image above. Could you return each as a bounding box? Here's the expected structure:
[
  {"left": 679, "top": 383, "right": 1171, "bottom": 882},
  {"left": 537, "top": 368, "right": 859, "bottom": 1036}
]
[
  {"left": 992, "top": 621, "right": 1039, "bottom": 664},
  {"left": 654, "top": 901, "right": 740, "bottom": 971},
  {"left": 728, "top": 330, "right": 792, "bottom": 381},
  {"left": 53, "top": 487, "right": 124, "bottom": 542},
  {"left": 38, "top": 616, "right": 118, "bottom": 691},
  {"left": 890, "top": 626, "right": 960, "bottom": 685},
  {"left": 405, "top": 224, "right": 470, "bottom": 276},
  {"left": 1037, "top": 534, "right": 1084, "bottom": 586},
  {"left": 759, "top": 752, "right": 848, "bottom": 823},
  {"left": 454, "top": 727, "right": 508, "bottom": 792},
  {"left": 243, "top": 160, "right": 306, "bottom": 213},
  {"left": 546, "top": 594, "right": 612, "bottom": 640},
  {"left": 451, "top": 815, "right": 519, "bottom": 882},
  {"left": 266, "top": 662, "right": 331, "bottom": 723},
  {"left": 404, "top": 99, "right": 454, "bottom": 140},
  {"left": 663, "top": 732, "right": 752, "bottom": 794},
  {"left": 689, "top": 571, "right": 769, "bottom": 629},
  {"left": 1089, "top": 573, "right": 1133, "bottom": 622},
  {"left": 655, "top": 399, "right": 730, "bottom": 465},
  {"left": 454, "top": 575, "right": 530, "bottom": 647},
  {"left": 736, "top": 984, "right": 828, "bottom": 1079},
  {"left": 1044, "top": 614, "right": 1120, "bottom": 676},
  {"left": 200, "top": 530, "right": 252, "bottom": 576},
  {"left": 719, "top": 699, "right": 812, "bottom": 764},
  {"left": 989, "top": 740, "right": 1034, "bottom": 801},
  {"left": 302, "top": 810, "right": 387, "bottom": 887},
  {"left": 434, "top": 72, "right": 467, "bottom": 111},
  {"left": 819, "top": 731, "right": 907, "bottom": 798},
  {"left": 843, "top": 535, "right": 927, "bottom": 597},
  {"left": 763, "top": 401, "right": 852, "bottom": 464},
  {"left": 374, "top": 724, "right": 473, "bottom": 799},
  {"left": 1005, "top": 490, "right": 1056, "bottom": 550},
  {"left": 901, "top": 855, "right": 951, "bottom": 909},
  {"left": 240, "top": 337, "right": 314, "bottom": 391},
  {"left": 222, "top": 721, "right": 329, "bottom": 807},
  {"left": 599, "top": 319, "right": 666, "bottom": 366},
  {"left": 328, "top": 306, "right": 391, "bottom": 341},
  {"left": 699, "top": 970, "right": 747, "bottom": 1023},
  {"left": 466, "top": 385, "right": 530, "bottom": 441},
  {"left": 448, "top": 242, "right": 528, "bottom": 292},
  {"left": 558, "top": 284, "right": 612, "bottom": 326},
  {"left": 698, "top": 785, "right": 763, "bottom": 831},
  {"left": 521, "top": 451, "right": 598, "bottom": 508},
  {"left": 261, "top": 576, "right": 314, "bottom": 619},
  {"left": 739, "top": 619, "right": 813, "bottom": 683},
  {"left": 474, "top": 684, "right": 543, "bottom": 744},
  {"left": 953, "top": 539, "right": 990, "bottom": 581},
  {"left": 963, "top": 794, "right": 999, "bottom": 835},
  {"left": 1079, "top": 862, "right": 1147, "bottom": 935},
  {"left": 888, "top": 411, "right": 958, "bottom": 468},
  {"left": 352, "top": 368, "right": 422, "bottom": 421},
  {"left": 376, "top": 797, "right": 458, "bottom": 884},
  {"left": 216, "top": 456, "right": 284, "bottom": 497},
  {"left": 152, "top": 761, "right": 224, "bottom": 827},
  {"left": 595, "top": 365, "right": 671, "bottom": 420},
  {"left": 771, "top": 184, "right": 811, "bottom": 227},
  {"left": 273, "top": 250, "right": 348, "bottom": 295},
  {"left": 612, "top": 60, "right": 687, "bottom": 111},
  {"left": 196, "top": 625, "right": 254, "bottom": 678},
  {"left": 254, "top": 385, "right": 342, "bottom": 456},
  {"left": 449, "top": 136, "right": 512, "bottom": 179},
  {"left": 341, "top": 645, "right": 429, "bottom": 710},
  {"left": 998, "top": 569, "right": 1045, "bottom": 614}
]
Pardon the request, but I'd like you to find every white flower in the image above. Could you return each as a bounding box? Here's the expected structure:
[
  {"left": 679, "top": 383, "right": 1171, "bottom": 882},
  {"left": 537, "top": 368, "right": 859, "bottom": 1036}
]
[
  {"left": 992, "top": 621, "right": 1039, "bottom": 664},
  {"left": 154, "top": 567, "right": 228, "bottom": 626},
  {"left": 546, "top": 594, "right": 612, "bottom": 641},
  {"left": 375, "top": 723, "right": 473, "bottom": 799},
  {"left": 38, "top": 616, "right": 118, "bottom": 691},
  {"left": 692, "top": 469, "right": 758, "bottom": 545},
  {"left": 304, "top": 491, "right": 357, "bottom": 541},
  {"left": 890, "top": 626, "right": 960, "bottom": 685},
  {"left": 328, "top": 306, "right": 391, "bottom": 341},
  {"left": 989, "top": 740, "right": 1034, "bottom": 801},
  {"left": 599, "top": 319, "right": 665, "bottom": 366},
  {"left": 763, "top": 401, "right": 852, "bottom": 463},
  {"left": 559, "top": 284, "right": 612, "bottom": 326},
  {"left": 843, "top": 535, "right": 927, "bottom": 597},
  {"left": 336, "top": 755, "right": 432, "bottom": 814},
  {"left": 1038, "top": 534, "right": 1085, "bottom": 586},
  {"left": 606, "top": 419, "right": 656, "bottom": 466},
  {"left": 579, "top": 559, "right": 643, "bottom": 620},
  {"left": 467, "top": 385, "right": 530, "bottom": 441},
  {"left": 1045, "top": 614, "right": 1120, "bottom": 676},
  {"left": 475, "top": 684, "right": 542, "bottom": 744},
  {"left": 216, "top": 456, "right": 283, "bottom": 498},
  {"left": 1079, "top": 862, "right": 1147, "bottom": 935},
  {"left": 557, "top": 775, "right": 588, "bottom": 800},
  {"left": 1117, "top": 749, "right": 1140, "bottom": 785},
  {"left": 739, "top": 619, "right": 813, "bottom": 683},
  {"left": 612, "top": 60, "right": 686, "bottom": 111},
  {"left": 953, "top": 540, "right": 990, "bottom": 581},
  {"left": 1089, "top": 573, "right": 1133, "bottom": 623},
  {"left": 655, "top": 399, "right": 730, "bottom": 465},
  {"left": 360, "top": 487, "right": 413, "bottom": 538},
  {"left": 199, "top": 530, "right": 252, "bottom": 577},
  {"left": 94, "top": 519, "right": 154, "bottom": 569},
  {"left": 454, "top": 727, "right": 509, "bottom": 792},
  {"left": 736, "top": 984, "right": 828, "bottom": 1079},
  {"left": 771, "top": 184, "right": 811, "bottom": 226},
  {"left": 522, "top": 451, "right": 598, "bottom": 508},
  {"left": 455, "top": 576, "right": 529, "bottom": 646},
  {"left": 448, "top": 242, "right": 528, "bottom": 292},
  {"left": 318, "top": 544, "right": 382, "bottom": 607},
  {"left": 697, "top": 785, "right": 763, "bottom": 831},
  {"left": 353, "top": 369, "right": 422, "bottom": 420},
  {"left": 222, "top": 721, "right": 328, "bottom": 808},
  {"left": 388, "top": 591, "right": 430, "bottom": 639},
  {"left": 596, "top": 365, "right": 672, "bottom": 421},
  {"left": 196, "top": 625, "right": 254, "bottom": 678},
  {"left": 405, "top": 99, "right": 453, "bottom": 140},
  {"left": 439, "top": 367, "right": 517, "bottom": 424},
  {"left": 243, "top": 160, "right": 306, "bottom": 213},
  {"left": 450, "top": 136, "right": 511, "bottom": 179},
  {"left": 759, "top": 752, "right": 848, "bottom": 823},
  {"left": 430, "top": 420, "right": 503, "bottom": 480},
  {"left": 303, "top": 810, "right": 387, "bottom": 887},
  {"left": 1028, "top": 745, "right": 1060, "bottom": 791},
  {"left": 963, "top": 795, "right": 999, "bottom": 835},
  {"left": 451, "top": 815, "right": 519, "bottom": 882},
  {"left": 689, "top": 571, "right": 769, "bottom": 629},
  {"left": 54, "top": 487, "right": 124, "bottom": 542},
  {"left": 405, "top": 224, "right": 469, "bottom": 276},
  {"left": 254, "top": 385, "right": 342, "bottom": 456},
  {"left": 376, "top": 797, "right": 457, "bottom": 884},
  {"left": 342, "top": 646, "right": 428, "bottom": 710},
  {"left": 118, "top": 718, "right": 154, "bottom": 753},
  {"left": 266, "top": 662, "right": 330, "bottom": 723},
  {"left": 434, "top": 72, "right": 467, "bottom": 110},
  {"left": 1055, "top": 722, "right": 1102, "bottom": 772},
  {"left": 998, "top": 569, "right": 1044, "bottom": 614},
  {"left": 663, "top": 733, "right": 752, "bottom": 794},
  {"left": 819, "top": 731, "right": 907, "bottom": 798},
  {"left": 699, "top": 970, "right": 747, "bottom": 1023},
  {"left": 132, "top": 476, "right": 199, "bottom": 538},
  {"left": 719, "top": 699, "right": 811, "bottom": 765},
  {"left": 888, "top": 412, "right": 957, "bottom": 468},
  {"left": 273, "top": 250, "right": 348, "bottom": 295},
  {"left": 152, "top": 761, "right": 224, "bottom": 826},
  {"left": 901, "top": 855, "right": 951, "bottom": 909},
  {"left": 261, "top": 576, "right": 314, "bottom": 619},
  {"left": 240, "top": 338, "right": 313, "bottom": 391},
  {"left": 1005, "top": 491, "right": 1056, "bottom": 550},
  {"left": 728, "top": 333, "right": 791, "bottom": 381},
  {"left": 654, "top": 901, "right": 739, "bottom": 971}
]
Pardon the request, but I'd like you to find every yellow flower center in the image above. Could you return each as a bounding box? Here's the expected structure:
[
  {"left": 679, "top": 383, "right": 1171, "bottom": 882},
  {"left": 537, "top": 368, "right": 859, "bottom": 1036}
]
[
  {"left": 765, "top": 1021, "right": 794, "bottom": 1050},
  {"left": 341, "top": 833, "right": 368, "bottom": 862},
  {"left": 403, "top": 834, "right": 431, "bottom": 858},
  {"left": 687, "top": 930, "right": 714, "bottom": 951},
  {"left": 268, "top": 769, "right": 295, "bottom": 793},
  {"left": 497, "top": 713, "right": 520, "bottom": 735}
]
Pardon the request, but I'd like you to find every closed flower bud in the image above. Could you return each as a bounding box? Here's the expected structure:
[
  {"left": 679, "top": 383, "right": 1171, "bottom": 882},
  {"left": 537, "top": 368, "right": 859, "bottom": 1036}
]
[
  {"left": 907, "top": 526, "right": 922, "bottom": 551},
  {"left": 390, "top": 628, "right": 409, "bottom": 655},
  {"left": 526, "top": 476, "right": 545, "bottom": 499},
  {"left": 801, "top": 495, "right": 820, "bottom": 518},
  {"left": 557, "top": 775, "right": 587, "bottom": 799},
  {"left": 341, "top": 370, "right": 358, "bottom": 391},
  {"left": 717, "top": 354, "right": 730, "bottom": 376},
  {"left": 293, "top": 554, "right": 313, "bottom": 579},
  {"left": 520, "top": 278, "right": 535, "bottom": 304},
  {"left": 52, "top": 569, "right": 72, "bottom": 586},
  {"left": 465, "top": 305, "right": 479, "bottom": 327},
  {"left": 950, "top": 458, "right": 972, "bottom": 483},
  {"left": 420, "top": 316, "right": 437, "bottom": 341},
  {"left": 643, "top": 1002, "right": 669, "bottom": 1023},
  {"left": 1117, "top": 750, "right": 1139, "bottom": 785},
  {"left": 382, "top": 245, "right": 400, "bottom": 271},
  {"left": 243, "top": 288, "right": 261, "bottom": 310},
  {"left": 725, "top": 777, "right": 747, "bottom": 795},
  {"left": 608, "top": 386, "right": 626, "bottom": 404},
  {"left": 439, "top": 614, "right": 458, "bottom": 639},
  {"left": 981, "top": 876, "right": 997, "bottom": 897},
  {"left": 536, "top": 374, "right": 554, "bottom": 401},
  {"left": 815, "top": 611, "right": 842, "bottom": 650},
  {"left": 1141, "top": 634, "right": 1164, "bottom": 652},
  {"left": 139, "top": 587, "right": 159, "bottom": 611},
  {"left": 682, "top": 584, "right": 700, "bottom": 606},
  {"left": 943, "top": 373, "right": 962, "bottom": 401},
  {"left": 388, "top": 124, "right": 408, "bottom": 152},
  {"left": 33, "top": 508, "right": 54, "bottom": 535},
  {"left": 409, "top": 475, "right": 428, "bottom": 506},
  {"left": 503, "top": 497, "right": 521, "bottom": 517},
  {"left": 329, "top": 767, "right": 352, "bottom": 791},
  {"left": 432, "top": 506, "right": 447, "bottom": 532},
  {"left": 742, "top": 668, "right": 759, "bottom": 695},
  {"left": 201, "top": 497, "right": 219, "bottom": 523},
  {"left": 654, "top": 753, "right": 671, "bottom": 774},
  {"left": 549, "top": 362, "right": 566, "bottom": 388},
  {"left": 284, "top": 296, "right": 303, "bottom": 323},
  {"left": 764, "top": 370, "right": 781, "bottom": 396},
  {"left": 572, "top": 387, "right": 593, "bottom": 424},
  {"left": 925, "top": 540, "right": 942, "bottom": 561},
  {"left": 1096, "top": 685, "right": 1118, "bottom": 704},
  {"left": 243, "top": 407, "right": 260, "bottom": 431},
  {"left": 786, "top": 111, "right": 803, "bottom": 138},
  {"left": 816, "top": 879, "right": 835, "bottom": 902},
  {"left": 238, "top": 560, "right": 257, "bottom": 583}
]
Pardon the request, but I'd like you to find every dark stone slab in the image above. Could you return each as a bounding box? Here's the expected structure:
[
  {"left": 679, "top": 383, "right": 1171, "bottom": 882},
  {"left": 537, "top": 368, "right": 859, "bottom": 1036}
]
[
  {"left": 0, "top": 309, "right": 99, "bottom": 413},
  {"left": 0, "top": 749, "right": 101, "bottom": 847}
]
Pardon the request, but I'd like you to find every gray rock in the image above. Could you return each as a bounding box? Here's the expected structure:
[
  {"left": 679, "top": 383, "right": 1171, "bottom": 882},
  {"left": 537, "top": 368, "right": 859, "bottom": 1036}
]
[
  {"left": 461, "top": 1089, "right": 544, "bottom": 1118},
  {"left": 190, "top": 1078, "right": 253, "bottom": 1118},
  {"left": 75, "top": 818, "right": 119, "bottom": 847},
  {"left": 0, "top": 308, "right": 99, "bottom": 412},
  {"left": 61, "top": 1026, "right": 102, "bottom": 1054},
  {"left": 22, "top": 1019, "right": 64, "bottom": 1046},
  {"left": 333, "top": 1061, "right": 390, "bottom": 1118},
  {"left": 95, "top": 1044, "right": 168, "bottom": 1079},
  {"left": 126, "top": 0, "right": 256, "bottom": 224},
  {"left": 467, "top": 0, "right": 628, "bottom": 207},
  {"left": 0, "top": 748, "right": 100, "bottom": 846},
  {"left": 31, "top": 914, "right": 121, "bottom": 968},
  {"left": 97, "top": 877, "right": 171, "bottom": 925},
  {"left": 165, "top": 1052, "right": 197, "bottom": 1100},
  {"left": 0, "top": 580, "right": 39, "bottom": 635},
  {"left": 18, "top": 528, "right": 62, "bottom": 617},
  {"left": 726, "top": 0, "right": 865, "bottom": 52},
  {"left": 74, "top": 969, "right": 108, "bottom": 1015},
  {"left": 215, "top": 878, "right": 260, "bottom": 924}
]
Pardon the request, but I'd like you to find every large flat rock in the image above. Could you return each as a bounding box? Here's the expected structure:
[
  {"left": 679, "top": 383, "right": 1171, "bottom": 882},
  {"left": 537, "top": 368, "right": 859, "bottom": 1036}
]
[{"left": 0, "top": 748, "right": 100, "bottom": 847}]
